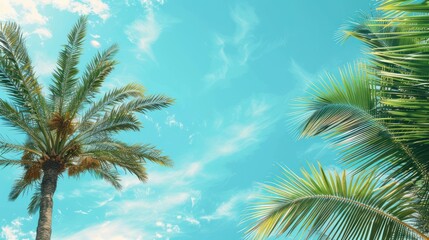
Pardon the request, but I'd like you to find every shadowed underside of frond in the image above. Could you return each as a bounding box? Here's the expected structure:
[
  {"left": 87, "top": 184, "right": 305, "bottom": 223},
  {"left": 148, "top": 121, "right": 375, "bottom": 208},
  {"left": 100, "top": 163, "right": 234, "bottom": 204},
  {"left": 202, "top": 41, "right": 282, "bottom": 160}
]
[{"left": 296, "top": 63, "right": 429, "bottom": 186}]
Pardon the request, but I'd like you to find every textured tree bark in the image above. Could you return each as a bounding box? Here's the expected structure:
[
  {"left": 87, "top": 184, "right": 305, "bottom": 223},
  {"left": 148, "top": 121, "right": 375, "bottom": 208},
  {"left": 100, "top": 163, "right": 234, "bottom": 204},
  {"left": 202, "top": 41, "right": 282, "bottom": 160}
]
[{"left": 35, "top": 162, "right": 59, "bottom": 240}]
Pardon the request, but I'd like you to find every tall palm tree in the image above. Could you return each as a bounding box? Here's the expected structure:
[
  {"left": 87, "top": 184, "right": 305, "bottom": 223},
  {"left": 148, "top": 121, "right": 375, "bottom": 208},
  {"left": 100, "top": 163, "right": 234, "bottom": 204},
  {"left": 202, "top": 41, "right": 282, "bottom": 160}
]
[
  {"left": 244, "top": 0, "right": 429, "bottom": 239},
  {"left": 0, "top": 16, "right": 173, "bottom": 240}
]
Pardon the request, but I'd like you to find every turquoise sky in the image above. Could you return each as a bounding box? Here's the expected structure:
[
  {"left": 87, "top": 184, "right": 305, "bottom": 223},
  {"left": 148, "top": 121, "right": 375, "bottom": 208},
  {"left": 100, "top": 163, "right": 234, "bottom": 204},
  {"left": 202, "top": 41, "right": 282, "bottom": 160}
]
[{"left": 0, "top": 0, "right": 372, "bottom": 239}]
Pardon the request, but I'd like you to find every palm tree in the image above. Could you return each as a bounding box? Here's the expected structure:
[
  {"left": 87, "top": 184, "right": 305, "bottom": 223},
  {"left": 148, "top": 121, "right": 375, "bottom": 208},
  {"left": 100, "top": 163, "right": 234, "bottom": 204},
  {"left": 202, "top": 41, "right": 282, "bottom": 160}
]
[
  {"left": 244, "top": 0, "right": 429, "bottom": 239},
  {"left": 0, "top": 16, "right": 173, "bottom": 240}
]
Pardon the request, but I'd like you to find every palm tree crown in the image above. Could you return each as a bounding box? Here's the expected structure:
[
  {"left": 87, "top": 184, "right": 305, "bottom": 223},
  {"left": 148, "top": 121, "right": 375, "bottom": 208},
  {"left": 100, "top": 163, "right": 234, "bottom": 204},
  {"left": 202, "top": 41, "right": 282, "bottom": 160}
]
[{"left": 0, "top": 16, "right": 173, "bottom": 239}]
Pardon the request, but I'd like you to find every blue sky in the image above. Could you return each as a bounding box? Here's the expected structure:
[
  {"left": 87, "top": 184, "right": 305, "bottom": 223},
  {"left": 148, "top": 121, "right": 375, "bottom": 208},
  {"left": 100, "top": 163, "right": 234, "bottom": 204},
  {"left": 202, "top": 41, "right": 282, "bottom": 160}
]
[{"left": 0, "top": 0, "right": 372, "bottom": 239}]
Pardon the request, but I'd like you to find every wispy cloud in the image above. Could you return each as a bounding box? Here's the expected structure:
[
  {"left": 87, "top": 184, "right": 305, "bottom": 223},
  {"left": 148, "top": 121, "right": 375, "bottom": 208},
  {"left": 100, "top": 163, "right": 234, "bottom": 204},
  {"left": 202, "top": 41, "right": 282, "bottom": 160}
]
[
  {"left": 40, "top": 0, "right": 111, "bottom": 20},
  {"left": 32, "top": 51, "right": 56, "bottom": 94},
  {"left": 204, "top": 4, "right": 259, "bottom": 87},
  {"left": 64, "top": 191, "right": 192, "bottom": 239},
  {"left": 0, "top": 217, "right": 35, "bottom": 240},
  {"left": 61, "top": 220, "right": 146, "bottom": 240},
  {"left": 200, "top": 96, "right": 285, "bottom": 165},
  {"left": 90, "top": 39, "right": 101, "bottom": 48},
  {"left": 0, "top": 0, "right": 111, "bottom": 50},
  {"left": 0, "top": 0, "right": 47, "bottom": 25},
  {"left": 125, "top": 0, "right": 166, "bottom": 61},
  {"left": 0, "top": 0, "right": 110, "bottom": 25},
  {"left": 201, "top": 190, "right": 256, "bottom": 221},
  {"left": 32, "top": 27, "right": 52, "bottom": 40},
  {"left": 141, "top": 0, "right": 165, "bottom": 10},
  {"left": 125, "top": 13, "right": 159, "bottom": 59},
  {"left": 289, "top": 59, "right": 318, "bottom": 85},
  {"left": 165, "top": 114, "right": 184, "bottom": 129}
]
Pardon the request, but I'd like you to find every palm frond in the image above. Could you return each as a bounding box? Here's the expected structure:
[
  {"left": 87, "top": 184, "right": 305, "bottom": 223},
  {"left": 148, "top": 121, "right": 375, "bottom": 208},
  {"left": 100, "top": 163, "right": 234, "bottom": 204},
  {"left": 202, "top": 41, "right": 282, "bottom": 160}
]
[
  {"left": 28, "top": 184, "right": 41, "bottom": 215},
  {"left": 67, "top": 44, "right": 119, "bottom": 117},
  {"left": 244, "top": 165, "right": 425, "bottom": 240},
  {"left": 94, "top": 152, "right": 148, "bottom": 182},
  {"left": 296, "top": 63, "right": 429, "bottom": 184},
  {"left": 117, "top": 95, "right": 174, "bottom": 114},
  {"left": 343, "top": 1, "right": 429, "bottom": 145},
  {"left": 50, "top": 16, "right": 87, "bottom": 114},
  {"left": 0, "top": 22, "right": 50, "bottom": 143},
  {"left": 88, "top": 166, "right": 122, "bottom": 190},
  {"left": 79, "top": 83, "right": 145, "bottom": 126},
  {"left": 0, "top": 22, "right": 45, "bottom": 115},
  {"left": 76, "top": 95, "right": 173, "bottom": 142},
  {"left": 0, "top": 100, "right": 46, "bottom": 151},
  {"left": 83, "top": 140, "right": 172, "bottom": 166},
  {"left": 132, "top": 144, "right": 173, "bottom": 166},
  {"left": 9, "top": 177, "right": 36, "bottom": 201}
]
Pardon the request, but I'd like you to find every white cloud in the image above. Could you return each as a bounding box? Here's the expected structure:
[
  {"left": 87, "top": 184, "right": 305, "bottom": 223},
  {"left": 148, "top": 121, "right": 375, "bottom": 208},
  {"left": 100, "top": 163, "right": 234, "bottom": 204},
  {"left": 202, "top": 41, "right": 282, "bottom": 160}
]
[
  {"left": 248, "top": 99, "right": 270, "bottom": 117},
  {"left": 155, "top": 221, "right": 165, "bottom": 227},
  {"left": 0, "top": 0, "right": 110, "bottom": 49},
  {"left": 61, "top": 220, "right": 146, "bottom": 240},
  {"left": 74, "top": 210, "right": 90, "bottom": 215},
  {"left": 140, "top": 0, "right": 165, "bottom": 10},
  {"left": 91, "top": 39, "right": 101, "bottom": 48},
  {"left": 32, "top": 27, "right": 52, "bottom": 39},
  {"left": 289, "top": 59, "right": 317, "bottom": 84},
  {"left": 33, "top": 52, "right": 56, "bottom": 77},
  {"left": 201, "top": 190, "right": 256, "bottom": 221},
  {"left": 199, "top": 96, "right": 284, "bottom": 165},
  {"left": 183, "top": 216, "right": 200, "bottom": 225},
  {"left": 96, "top": 196, "right": 114, "bottom": 207},
  {"left": 231, "top": 4, "right": 259, "bottom": 44},
  {"left": 91, "top": 34, "right": 101, "bottom": 39},
  {"left": 1, "top": 226, "right": 18, "bottom": 240},
  {"left": 56, "top": 192, "right": 65, "bottom": 200},
  {"left": 106, "top": 192, "right": 191, "bottom": 216},
  {"left": 125, "top": 9, "right": 161, "bottom": 60},
  {"left": 0, "top": 0, "right": 110, "bottom": 28},
  {"left": 0, "top": 1, "right": 18, "bottom": 22},
  {"left": 40, "top": 0, "right": 111, "bottom": 20},
  {"left": 0, "top": 0, "right": 48, "bottom": 25},
  {"left": 0, "top": 217, "right": 35, "bottom": 240},
  {"left": 63, "top": 189, "right": 189, "bottom": 239},
  {"left": 165, "top": 114, "right": 184, "bottom": 129},
  {"left": 204, "top": 4, "right": 259, "bottom": 86}
]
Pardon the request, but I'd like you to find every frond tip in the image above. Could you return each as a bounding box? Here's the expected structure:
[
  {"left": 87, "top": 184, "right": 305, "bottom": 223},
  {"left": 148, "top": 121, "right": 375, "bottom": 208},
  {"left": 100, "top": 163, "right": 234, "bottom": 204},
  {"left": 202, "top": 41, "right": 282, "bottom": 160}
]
[{"left": 243, "top": 164, "right": 427, "bottom": 240}]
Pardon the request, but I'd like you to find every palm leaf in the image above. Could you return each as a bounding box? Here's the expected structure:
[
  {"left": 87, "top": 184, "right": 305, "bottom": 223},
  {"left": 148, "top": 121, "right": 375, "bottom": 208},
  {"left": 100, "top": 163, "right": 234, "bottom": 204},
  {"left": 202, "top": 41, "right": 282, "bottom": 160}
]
[
  {"left": 9, "top": 177, "right": 36, "bottom": 201},
  {"left": 78, "top": 83, "right": 145, "bottom": 127},
  {"left": 296, "top": 63, "right": 429, "bottom": 184},
  {"left": 0, "top": 22, "right": 44, "bottom": 115},
  {"left": 0, "top": 22, "right": 50, "bottom": 145},
  {"left": 28, "top": 184, "right": 41, "bottom": 214},
  {"left": 244, "top": 164, "right": 426, "bottom": 240},
  {"left": 343, "top": 1, "right": 429, "bottom": 146},
  {"left": 67, "top": 44, "right": 119, "bottom": 117},
  {"left": 50, "top": 16, "right": 87, "bottom": 114}
]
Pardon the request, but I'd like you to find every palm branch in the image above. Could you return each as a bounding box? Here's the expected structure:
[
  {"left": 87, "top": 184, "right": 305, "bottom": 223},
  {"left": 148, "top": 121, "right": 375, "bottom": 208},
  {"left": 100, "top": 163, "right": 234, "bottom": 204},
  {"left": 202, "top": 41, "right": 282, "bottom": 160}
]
[{"left": 244, "top": 164, "right": 426, "bottom": 240}]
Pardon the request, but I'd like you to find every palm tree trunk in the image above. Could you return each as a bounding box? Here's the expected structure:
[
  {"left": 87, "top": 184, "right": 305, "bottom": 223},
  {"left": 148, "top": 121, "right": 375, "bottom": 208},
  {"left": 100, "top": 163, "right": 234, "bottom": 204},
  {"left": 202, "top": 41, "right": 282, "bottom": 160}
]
[{"left": 36, "top": 162, "right": 60, "bottom": 240}]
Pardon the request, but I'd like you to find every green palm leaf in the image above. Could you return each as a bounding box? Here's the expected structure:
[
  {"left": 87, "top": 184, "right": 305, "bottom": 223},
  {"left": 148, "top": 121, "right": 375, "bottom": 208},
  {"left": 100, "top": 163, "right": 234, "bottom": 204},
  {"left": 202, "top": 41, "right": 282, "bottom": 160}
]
[
  {"left": 50, "top": 16, "right": 87, "bottom": 114},
  {"left": 0, "top": 22, "right": 51, "bottom": 147},
  {"left": 343, "top": 1, "right": 429, "bottom": 146},
  {"left": 79, "top": 83, "right": 145, "bottom": 126},
  {"left": 244, "top": 165, "right": 426, "bottom": 240},
  {"left": 67, "top": 44, "right": 119, "bottom": 117},
  {"left": 296, "top": 63, "right": 428, "bottom": 183}
]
